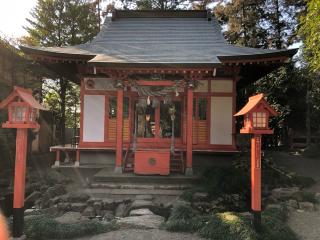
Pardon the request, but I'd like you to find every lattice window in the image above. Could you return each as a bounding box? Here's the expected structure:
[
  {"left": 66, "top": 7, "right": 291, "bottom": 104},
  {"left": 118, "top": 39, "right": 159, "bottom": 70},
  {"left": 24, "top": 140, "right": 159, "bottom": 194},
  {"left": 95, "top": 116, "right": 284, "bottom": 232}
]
[{"left": 253, "top": 112, "right": 267, "bottom": 128}]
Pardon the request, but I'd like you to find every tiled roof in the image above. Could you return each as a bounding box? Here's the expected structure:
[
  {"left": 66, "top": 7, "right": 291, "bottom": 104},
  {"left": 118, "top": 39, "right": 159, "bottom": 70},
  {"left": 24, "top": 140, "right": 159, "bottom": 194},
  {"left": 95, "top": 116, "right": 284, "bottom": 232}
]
[{"left": 21, "top": 10, "right": 296, "bottom": 67}]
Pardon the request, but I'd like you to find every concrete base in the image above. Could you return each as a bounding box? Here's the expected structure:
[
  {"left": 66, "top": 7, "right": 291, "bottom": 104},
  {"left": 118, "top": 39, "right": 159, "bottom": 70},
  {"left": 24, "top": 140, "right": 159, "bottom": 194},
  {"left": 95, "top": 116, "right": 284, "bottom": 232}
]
[
  {"left": 74, "top": 161, "right": 80, "bottom": 167},
  {"left": 185, "top": 167, "right": 193, "bottom": 176},
  {"left": 114, "top": 166, "right": 123, "bottom": 174},
  {"left": 54, "top": 161, "right": 60, "bottom": 167}
]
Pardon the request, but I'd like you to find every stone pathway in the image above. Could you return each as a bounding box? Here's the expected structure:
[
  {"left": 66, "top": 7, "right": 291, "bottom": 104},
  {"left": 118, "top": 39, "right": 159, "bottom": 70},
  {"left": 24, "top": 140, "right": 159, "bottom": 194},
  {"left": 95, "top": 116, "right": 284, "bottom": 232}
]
[
  {"left": 268, "top": 151, "right": 320, "bottom": 240},
  {"left": 74, "top": 229, "right": 205, "bottom": 240},
  {"left": 288, "top": 210, "right": 320, "bottom": 240}
]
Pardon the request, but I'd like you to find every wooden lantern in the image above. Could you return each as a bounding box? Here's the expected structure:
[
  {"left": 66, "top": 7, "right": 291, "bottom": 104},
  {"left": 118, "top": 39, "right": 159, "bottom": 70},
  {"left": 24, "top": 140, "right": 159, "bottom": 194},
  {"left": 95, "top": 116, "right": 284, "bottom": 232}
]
[
  {"left": 234, "top": 93, "right": 278, "bottom": 231},
  {"left": 235, "top": 93, "right": 277, "bottom": 135},
  {"left": 0, "top": 86, "right": 46, "bottom": 238}
]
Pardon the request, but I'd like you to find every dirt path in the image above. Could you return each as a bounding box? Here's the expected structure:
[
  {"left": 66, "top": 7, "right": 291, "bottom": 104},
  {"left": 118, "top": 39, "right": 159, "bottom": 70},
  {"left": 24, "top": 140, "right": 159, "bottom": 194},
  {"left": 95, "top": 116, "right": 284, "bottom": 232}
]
[{"left": 74, "top": 229, "right": 205, "bottom": 240}]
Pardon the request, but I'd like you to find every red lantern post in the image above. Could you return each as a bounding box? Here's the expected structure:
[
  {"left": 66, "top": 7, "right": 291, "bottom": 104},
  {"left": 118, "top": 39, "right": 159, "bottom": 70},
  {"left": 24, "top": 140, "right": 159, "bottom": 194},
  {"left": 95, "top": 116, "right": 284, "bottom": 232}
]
[
  {"left": 234, "top": 93, "right": 278, "bottom": 231},
  {"left": 0, "top": 87, "right": 46, "bottom": 238}
]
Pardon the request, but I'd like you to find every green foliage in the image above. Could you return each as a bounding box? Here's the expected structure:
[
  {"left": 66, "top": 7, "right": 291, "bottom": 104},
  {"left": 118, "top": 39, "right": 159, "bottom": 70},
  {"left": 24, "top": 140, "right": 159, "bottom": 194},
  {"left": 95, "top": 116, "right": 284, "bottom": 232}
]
[
  {"left": 299, "top": 0, "right": 320, "bottom": 72},
  {"left": 179, "top": 190, "right": 195, "bottom": 202},
  {"left": 201, "top": 166, "right": 250, "bottom": 198},
  {"left": 259, "top": 207, "right": 298, "bottom": 240},
  {"left": 214, "top": 0, "right": 305, "bottom": 49},
  {"left": 25, "top": 0, "right": 99, "bottom": 47},
  {"left": 164, "top": 204, "right": 197, "bottom": 232},
  {"left": 24, "top": 215, "right": 117, "bottom": 240}
]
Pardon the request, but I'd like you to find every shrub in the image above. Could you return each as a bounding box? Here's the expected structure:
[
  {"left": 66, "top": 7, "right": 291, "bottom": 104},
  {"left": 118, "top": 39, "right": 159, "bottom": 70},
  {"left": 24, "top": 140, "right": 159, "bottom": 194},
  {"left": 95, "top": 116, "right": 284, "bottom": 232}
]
[
  {"left": 201, "top": 167, "right": 250, "bottom": 198},
  {"left": 179, "top": 190, "right": 195, "bottom": 202},
  {"left": 24, "top": 215, "right": 117, "bottom": 240},
  {"left": 198, "top": 212, "right": 256, "bottom": 240},
  {"left": 259, "top": 207, "right": 298, "bottom": 240},
  {"left": 164, "top": 204, "right": 196, "bottom": 232}
]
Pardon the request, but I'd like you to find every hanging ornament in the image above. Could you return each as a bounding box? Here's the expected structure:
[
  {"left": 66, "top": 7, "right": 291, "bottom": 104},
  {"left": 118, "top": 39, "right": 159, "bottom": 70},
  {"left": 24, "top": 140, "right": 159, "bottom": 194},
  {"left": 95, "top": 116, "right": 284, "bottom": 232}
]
[{"left": 147, "top": 96, "right": 151, "bottom": 105}]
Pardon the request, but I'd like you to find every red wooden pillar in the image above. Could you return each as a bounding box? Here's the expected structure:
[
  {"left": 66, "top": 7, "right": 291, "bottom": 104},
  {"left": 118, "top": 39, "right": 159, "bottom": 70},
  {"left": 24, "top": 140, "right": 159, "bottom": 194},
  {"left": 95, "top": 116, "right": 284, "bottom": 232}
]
[
  {"left": 251, "top": 134, "right": 262, "bottom": 230},
  {"left": 115, "top": 86, "right": 124, "bottom": 173},
  {"left": 13, "top": 128, "right": 28, "bottom": 237},
  {"left": 75, "top": 149, "right": 80, "bottom": 167},
  {"left": 185, "top": 86, "right": 193, "bottom": 175}
]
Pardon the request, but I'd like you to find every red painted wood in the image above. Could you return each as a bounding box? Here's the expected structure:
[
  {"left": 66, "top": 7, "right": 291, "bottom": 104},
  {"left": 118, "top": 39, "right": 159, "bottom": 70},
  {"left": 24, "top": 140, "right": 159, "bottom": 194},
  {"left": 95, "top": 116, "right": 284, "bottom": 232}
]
[
  {"left": 115, "top": 88, "right": 124, "bottom": 167},
  {"left": 79, "top": 79, "right": 84, "bottom": 146},
  {"left": 76, "top": 149, "right": 80, "bottom": 163},
  {"left": 136, "top": 80, "right": 175, "bottom": 86},
  {"left": 251, "top": 135, "right": 261, "bottom": 211},
  {"left": 56, "top": 150, "right": 60, "bottom": 162},
  {"left": 134, "top": 150, "right": 170, "bottom": 175},
  {"left": 186, "top": 87, "right": 193, "bottom": 168},
  {"left": 13, "top": 128, "right": 28, "bottom": 209}
]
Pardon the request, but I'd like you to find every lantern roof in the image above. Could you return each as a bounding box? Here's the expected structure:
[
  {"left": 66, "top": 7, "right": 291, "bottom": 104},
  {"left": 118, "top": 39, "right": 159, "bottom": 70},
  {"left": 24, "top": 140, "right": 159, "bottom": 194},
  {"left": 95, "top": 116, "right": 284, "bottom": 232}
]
[
  {"left": 234, "top": 93, "right": 278, "bottom": 117},
  {"left": 0, "top": 86, "right": 47, "bottom": 110}
]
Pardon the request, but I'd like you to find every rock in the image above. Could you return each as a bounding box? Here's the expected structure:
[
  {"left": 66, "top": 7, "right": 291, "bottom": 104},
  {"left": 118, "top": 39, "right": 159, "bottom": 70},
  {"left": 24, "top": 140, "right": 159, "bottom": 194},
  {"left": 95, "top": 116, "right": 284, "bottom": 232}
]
[
  {"left": 135, "top": 195, "right": 154, "bottom": 201},
  {"left": 130, "top": 208, "right": 154, "bottom": 216},
  {"left": 87, "top": 198, "right": 101, "bottom": 206},
  {"left": 55, "top": 212, "right": 87, "bottom": 224},
  {"left": 102, "top": 210, "right": 114, "bottom": 221},
  {"left": 46, "top": 170, "right": 70, "bottom": 184},
  {"left": 193, "top": 192, "right": 209, "bottom": 202},
  {"left": 115, "top": 203, "right": 127, "bottom": 218},
  {"left": 266, "top": 204, "right": 281, "bottom": 209},
  {"left": 58, "top": 194, "right": 69, "bottom": 203},
  {"left": 102, "top": 198, "right": 115, "bottom": 210},
  {"left": 117, "top": 214, "right": 164, "bottom": 229},
  {"left": 299, "top": 202, "right": 315, "bottom": 212},
  {"left": 239, "top": 212, "right": 252, "bottom": 221},
  {"left": 24, "top": 208, "right": 41, "bottom": 216},
  {"left": 51, "top": 196, "right": 62, "bottom": 204},
  {"left": 71, "top": 202, "right": 87, "bottom": 212},
  {"left": 130, "top": 200, "right": 155, "bottom": 211},
  {"left": 93, "top": 201, "right": 103, "bottom": 212},
  {"left": 82, "top": 206, "right": 95, "bottom": 217},
  {"left": 271, "top": 187, "right": 300, "bottom": 200},
  {"left": 57, "top": 202, "right": 71, "bottom": 211},
  {"left": 68, "top": 192, "right": 90, "bottom": 202},
  {"left": 25, "top": 191, "right": 42, "bottom": 205},
  {"left": 41, "top": 205, "right": 59, "bottom": 216},
  {"left": 286, "top": 199, "right": 299, "bottom": 209},
  {"left": 315, "top": 193, "right": 320, "bottom": 203}
]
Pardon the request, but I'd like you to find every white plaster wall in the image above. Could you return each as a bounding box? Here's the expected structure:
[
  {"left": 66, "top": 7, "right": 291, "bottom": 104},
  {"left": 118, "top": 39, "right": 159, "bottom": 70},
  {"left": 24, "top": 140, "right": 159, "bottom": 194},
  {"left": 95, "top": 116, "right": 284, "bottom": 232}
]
[
  {"left": 83, "top": 95, "right": 105, "bottom": 142},
  {"left": 210, "top": 97, "right": 233, "bottom": 145},
  {"left": 211, "top": 80, "right": 233, "bottom": 93}
]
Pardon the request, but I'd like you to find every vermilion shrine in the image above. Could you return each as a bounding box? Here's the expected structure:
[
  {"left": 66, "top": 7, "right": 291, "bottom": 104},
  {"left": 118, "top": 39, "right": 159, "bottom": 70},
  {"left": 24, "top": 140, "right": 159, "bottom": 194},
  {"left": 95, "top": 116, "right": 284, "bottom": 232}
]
[{"left": 21, "top": 10, "right": 296, "bottom": 175}]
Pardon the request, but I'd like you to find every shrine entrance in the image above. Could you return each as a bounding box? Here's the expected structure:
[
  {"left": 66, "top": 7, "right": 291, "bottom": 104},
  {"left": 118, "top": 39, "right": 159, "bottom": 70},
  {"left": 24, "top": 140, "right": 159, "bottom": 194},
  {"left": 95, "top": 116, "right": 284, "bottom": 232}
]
[{"left": 133, "top": 97, "right": 183, "bottom": 146}]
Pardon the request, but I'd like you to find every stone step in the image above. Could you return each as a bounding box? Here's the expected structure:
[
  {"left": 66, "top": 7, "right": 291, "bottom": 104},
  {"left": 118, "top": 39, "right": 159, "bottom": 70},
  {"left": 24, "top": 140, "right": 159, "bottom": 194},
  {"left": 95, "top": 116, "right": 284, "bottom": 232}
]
[
  {"left": 89, "top": 182, "right": 193, "bottom": 190},
  {"left": 83, "top": 187, "right": 186, "bottom": 197}
]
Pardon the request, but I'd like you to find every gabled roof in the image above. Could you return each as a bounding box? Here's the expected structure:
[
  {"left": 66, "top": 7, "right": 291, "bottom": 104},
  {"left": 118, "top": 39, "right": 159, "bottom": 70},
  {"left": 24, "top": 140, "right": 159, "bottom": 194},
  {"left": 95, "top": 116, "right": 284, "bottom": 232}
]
[
  {"left": 234, "top": 93, "right": 278, "bottom": 116},
  {"left": 0, "top": 86, "right": 47, "bottom": 110},
  {"left": 20, "top": 10, "right": 297, "bottom": 67}
]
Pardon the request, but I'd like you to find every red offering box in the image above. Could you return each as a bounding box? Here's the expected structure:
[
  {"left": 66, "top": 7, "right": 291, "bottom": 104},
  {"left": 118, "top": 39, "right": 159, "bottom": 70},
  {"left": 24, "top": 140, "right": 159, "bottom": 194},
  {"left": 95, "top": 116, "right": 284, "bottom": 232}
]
[{"left": 134, "top": 150, "right": 170, "bottom": 175}]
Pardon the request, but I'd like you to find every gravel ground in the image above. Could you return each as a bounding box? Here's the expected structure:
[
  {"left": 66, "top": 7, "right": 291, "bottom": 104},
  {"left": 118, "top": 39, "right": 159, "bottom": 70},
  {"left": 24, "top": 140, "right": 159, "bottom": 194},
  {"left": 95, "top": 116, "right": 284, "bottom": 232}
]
[
  {"left": 287, "top": 210, "right": 320, "bottom": 240},
  {"left": 74, "top": 229, "right": 205, "bottom": 240}
]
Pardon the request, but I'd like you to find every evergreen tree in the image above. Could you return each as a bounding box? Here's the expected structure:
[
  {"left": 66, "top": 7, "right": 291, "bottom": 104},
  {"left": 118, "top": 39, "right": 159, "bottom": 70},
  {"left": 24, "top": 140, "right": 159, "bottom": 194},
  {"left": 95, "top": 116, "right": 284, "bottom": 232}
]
[
  {"left": 24, "top": 0, "right": 100, "bottom": 144},
  {"left": 214, "top": 0, "right": 269, "bottom": 48},
  {"left": 299, "top": 0, "right": 320, "bottom": 72}
]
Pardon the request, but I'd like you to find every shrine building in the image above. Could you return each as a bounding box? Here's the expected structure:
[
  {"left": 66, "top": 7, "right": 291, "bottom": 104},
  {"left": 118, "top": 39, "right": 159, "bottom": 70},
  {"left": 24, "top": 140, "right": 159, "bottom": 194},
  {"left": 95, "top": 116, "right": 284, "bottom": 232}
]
[{"left": 21, "top": 10, "right": 296, "bottom": 175}]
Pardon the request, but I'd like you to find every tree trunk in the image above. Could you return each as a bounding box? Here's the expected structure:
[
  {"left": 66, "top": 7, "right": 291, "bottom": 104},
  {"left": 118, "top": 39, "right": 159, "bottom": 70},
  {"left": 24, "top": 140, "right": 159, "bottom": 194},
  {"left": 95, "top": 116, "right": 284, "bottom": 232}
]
[
  {"left": 306, "top": 85, "right": 311, "bottom": 147},
  {"left": 60, "top": 77, "right": 67, "bottom": 145}
]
